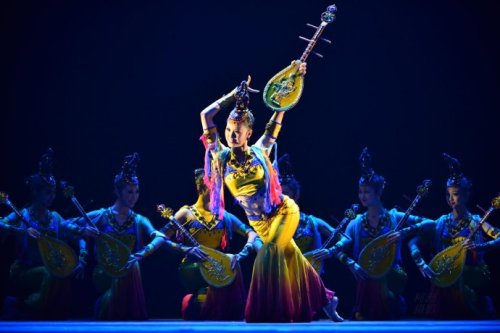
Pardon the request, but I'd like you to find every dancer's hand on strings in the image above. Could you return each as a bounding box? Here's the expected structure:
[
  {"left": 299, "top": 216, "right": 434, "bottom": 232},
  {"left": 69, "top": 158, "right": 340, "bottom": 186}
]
[
  {"left": 464, "top": 239, "right": 490, "bottom": 252},
  {"left": 230, "top": 254, "right": 239, "bottom": 271},
  {"left": 82, "top": 226, "right": 100, "bottom": 238},
  {"left": 230, "top": 242, "right": 253, "bottom": 270},
  {"left": 386, "top": 231, "right": 401, "bottom": 244},
  {"left": 348, "top": 261, "right": 369, "bottom": 281},
  {"left": 415, "top": 260, "right": 436, "bottom": 279},
  {"left": 27, "top": 227, "right": 41, "bottom": 239},
  {"left": 312, "top": 249, "right": 329, "bottom": 260},
  {"left": 312, "top": 248, "right": 336, "bottom": 260},
  {"left": 73, "top": 261, "right": 86, "bottom": 280},
  {"left": 463, "top": 239, "right": 475, "bottom": 250},
  {"left": 186, "top": 246, "right": 209, "bottom": 261},
  {"left": 122, "top": 254, "right": 141, "bottom": 271}
]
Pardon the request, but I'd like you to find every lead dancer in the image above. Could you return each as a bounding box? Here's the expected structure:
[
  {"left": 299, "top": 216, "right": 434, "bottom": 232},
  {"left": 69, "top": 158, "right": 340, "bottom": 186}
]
[{"left": 200, "top": 64, "right": 339, "bottom": 322}]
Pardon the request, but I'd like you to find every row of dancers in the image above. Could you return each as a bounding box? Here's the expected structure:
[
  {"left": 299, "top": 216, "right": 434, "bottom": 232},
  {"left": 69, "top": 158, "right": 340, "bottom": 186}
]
[{"left": 1, "top": 67, "right": 500, "bottom": 322}]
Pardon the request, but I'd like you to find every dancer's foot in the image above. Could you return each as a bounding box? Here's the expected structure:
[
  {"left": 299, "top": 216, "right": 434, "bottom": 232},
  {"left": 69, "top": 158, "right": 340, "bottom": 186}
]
[{"left": 323, "top": 296, "right": 344, "bottom": 322}]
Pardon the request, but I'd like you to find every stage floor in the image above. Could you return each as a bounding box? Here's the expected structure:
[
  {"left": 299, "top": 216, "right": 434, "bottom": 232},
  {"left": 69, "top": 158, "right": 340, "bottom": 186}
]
[{"left": 1, "top": 320, "right": 500, "bottom": 333}]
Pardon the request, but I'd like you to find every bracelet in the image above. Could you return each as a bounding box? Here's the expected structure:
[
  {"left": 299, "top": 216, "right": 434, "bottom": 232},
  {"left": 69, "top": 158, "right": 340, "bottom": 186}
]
[
  {"left": 410, "top": 249, "right": 422, "bottom": 263},
  {"left": 202, "top": 126, "right": 218, "bottom": 144},
  {"left": 79, "top": 249, "right": 88, "bottom": 265},
  {"left": 142, "top": 244, "right": 155, "bottom": 257},
  {"left": 133, "top": 252, "right": 144, "bottom": 259},
  {"left": 415, "top": 259, "right": 426, "bottom": 268},
  {"left": 327, "top": 245, "right": 338, "bottom": 256},
  {"left": 346, "top": 258, "right": 356, "bottom": 267},
  {"left": 336, "top": 241, "right": 346, "bottom": 251},
  {"left": 338, "top": 253, "right": 349, "bottom": 265},
  {"left": 264, "top": 120, "right": 282, "bottom": 140}
]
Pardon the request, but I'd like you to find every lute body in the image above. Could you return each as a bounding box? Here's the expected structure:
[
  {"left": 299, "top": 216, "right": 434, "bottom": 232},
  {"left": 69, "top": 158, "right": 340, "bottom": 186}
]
[
  {"left": 359, "top": 180, "right": 432, "bottom": 279},
  {"left": 303, "top": 204, "right": 359, "bottom": 273},
  {"left": 158, "top": 205, "right": 236, "bottom": 288},
  {"left": 263, "top": 5, "right": 337, "bottom": 111},
  {"left": 430, "top": 195, "right": 500, "bottom": 287},
  {"left": 60, "top": 183, "right": 131, "bottom": 278},
  {"left": 0, "top": 192, "right": 78, "bottom": 278}
]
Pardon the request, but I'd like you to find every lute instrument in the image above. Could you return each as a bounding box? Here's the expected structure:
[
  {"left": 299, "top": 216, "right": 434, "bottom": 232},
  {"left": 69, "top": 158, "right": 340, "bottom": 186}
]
[
  {"left": 157, "top": 204, "right": 236, "bottom": 288},
  {"left": 61, "top": 182, "right": 131, "bottom": 278},
  {"left": 303, "top": 204, "right": 359, "bottom": 272},
  {"left": 0, "top": 192, "right": 77, "bottom": 278},
  {"left": 430, "top": 195, "right": 500, "bottom": 287},
  {"left": 263, "top": 4, "right": 337, "bottom": 111},
  {"left": 359, "top": 180, "right": 432, "bottom": 279}
]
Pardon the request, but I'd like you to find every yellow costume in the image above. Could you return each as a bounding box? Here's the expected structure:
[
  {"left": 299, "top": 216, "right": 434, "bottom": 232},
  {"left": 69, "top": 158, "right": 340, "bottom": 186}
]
[{"left": 204, "top": 131, "right": 333, "bottom": 322}]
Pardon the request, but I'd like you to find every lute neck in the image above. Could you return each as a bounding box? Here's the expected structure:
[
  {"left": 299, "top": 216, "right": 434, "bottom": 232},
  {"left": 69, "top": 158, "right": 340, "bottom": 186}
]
[
  {"left": 395, "top": 195, "right": 422, "bottom": 231},
  {"left": 300, "top": 22, "right": 328, "bottom": 62},
  {"left": 168, "top": 215, "right": 200, "bottom": 247},
  {"left": 466, "top": 207, "right": 495, "bottom": 242},
  {"left": 6, "top": 199, "right": 30, "bottom": 228},
  {"left": 69, "top": 196, "right": 98, "bottom": 230}
]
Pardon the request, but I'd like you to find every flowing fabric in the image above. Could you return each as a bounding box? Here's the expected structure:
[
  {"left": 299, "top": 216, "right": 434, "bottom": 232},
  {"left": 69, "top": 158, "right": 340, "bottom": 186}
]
[
  {"left": 169, "top": 206, "right": 252, "bottom": 321},
  {"left": 90, "top": 209, "right": 155, "bottom": 320},
  {"left": 6, "top": 261, "right": 72, "bottom": 320},
  {"left": 195, "top": 266, "right": 247, "bottom": 321},
  {"left": 430, "top": 281, "right": 478, "bottom": 320},
  {"left": 1, "top": 209, "right": 73, "bottom": 320},
  {"left": 428, "top": 214, "right": 494, "bottom": 319},
  {"left": 201, "top": 136, "right": 282, "bottom": 220},
  {"left": 201, "top": 130, "right": 332, "bottom": 322},
  {"left": 95, "top": 262, "right": 147, "bottom": 320},
  {"left": 353, "top": 267, "right": 407, "bottom": 321},
  {"left": 245, "top": 196, "right": 333, "bottom": 322}
]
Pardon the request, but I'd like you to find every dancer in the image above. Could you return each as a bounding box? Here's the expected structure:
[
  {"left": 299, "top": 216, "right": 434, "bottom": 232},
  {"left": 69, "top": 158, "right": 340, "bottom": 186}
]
[
  {"left": 404, "top": 153, "right": 498, "bottom": 319},
  {"left": 200, "top": 64, "right": 340, "bottom": 322},
  {"left": 320, "top": 147, "right": 429, "bottom": 320},
  {"left": 0, "top": 149, "right": 93, "bottom": 319},
  {"left": 71, "top": 153, "right": 166, "bottom": 320},
  {"left": 160, "top": 168, "right": 260, "bottom": 320}
]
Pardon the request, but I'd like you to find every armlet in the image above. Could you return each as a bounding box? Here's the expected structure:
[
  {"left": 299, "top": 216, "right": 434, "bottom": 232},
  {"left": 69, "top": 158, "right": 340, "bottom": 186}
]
[{"left": 264, "top": 120, "right": 282, "bottom": 140}]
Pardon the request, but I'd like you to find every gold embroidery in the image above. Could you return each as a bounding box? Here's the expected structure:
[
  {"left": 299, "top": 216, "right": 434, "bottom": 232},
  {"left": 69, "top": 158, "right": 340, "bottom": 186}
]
[
  {"left": 445, "top": 213, "right": 472, "bottom": 239},
  {"left": 227, "top": 151, "right": 259, "bottom": 179},
  {"left": 188, "top": 206, "right": 220, "bottom": 231},
  {"left": 107, "top": 208, "right": 135, "bottom": 233}
]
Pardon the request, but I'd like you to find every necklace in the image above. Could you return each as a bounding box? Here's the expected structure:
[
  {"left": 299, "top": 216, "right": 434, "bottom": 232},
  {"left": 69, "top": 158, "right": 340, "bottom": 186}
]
[
  {"left": 28, "top": 207, "right": 51, "bottom": 229},
  {"left": 362, "top": 211, "right": 389, "bottom": 238},
  {"left": 445, "top": 213, "right": 472, "bottom": 238},
  {"left": 228, "top": 150, "right": 255, "bottom": 176},
  {"left": 107, "top": 208, "right": 135, "bottom": 232},
  {"left": 189, "top": 205, "right": 219, "bottom": 231}
]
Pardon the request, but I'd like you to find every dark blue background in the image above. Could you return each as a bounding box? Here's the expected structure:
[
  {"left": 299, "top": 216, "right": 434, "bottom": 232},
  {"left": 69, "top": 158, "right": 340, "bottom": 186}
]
[{"left": 1, "top": 0, "right": 499, "bottom": 319}]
